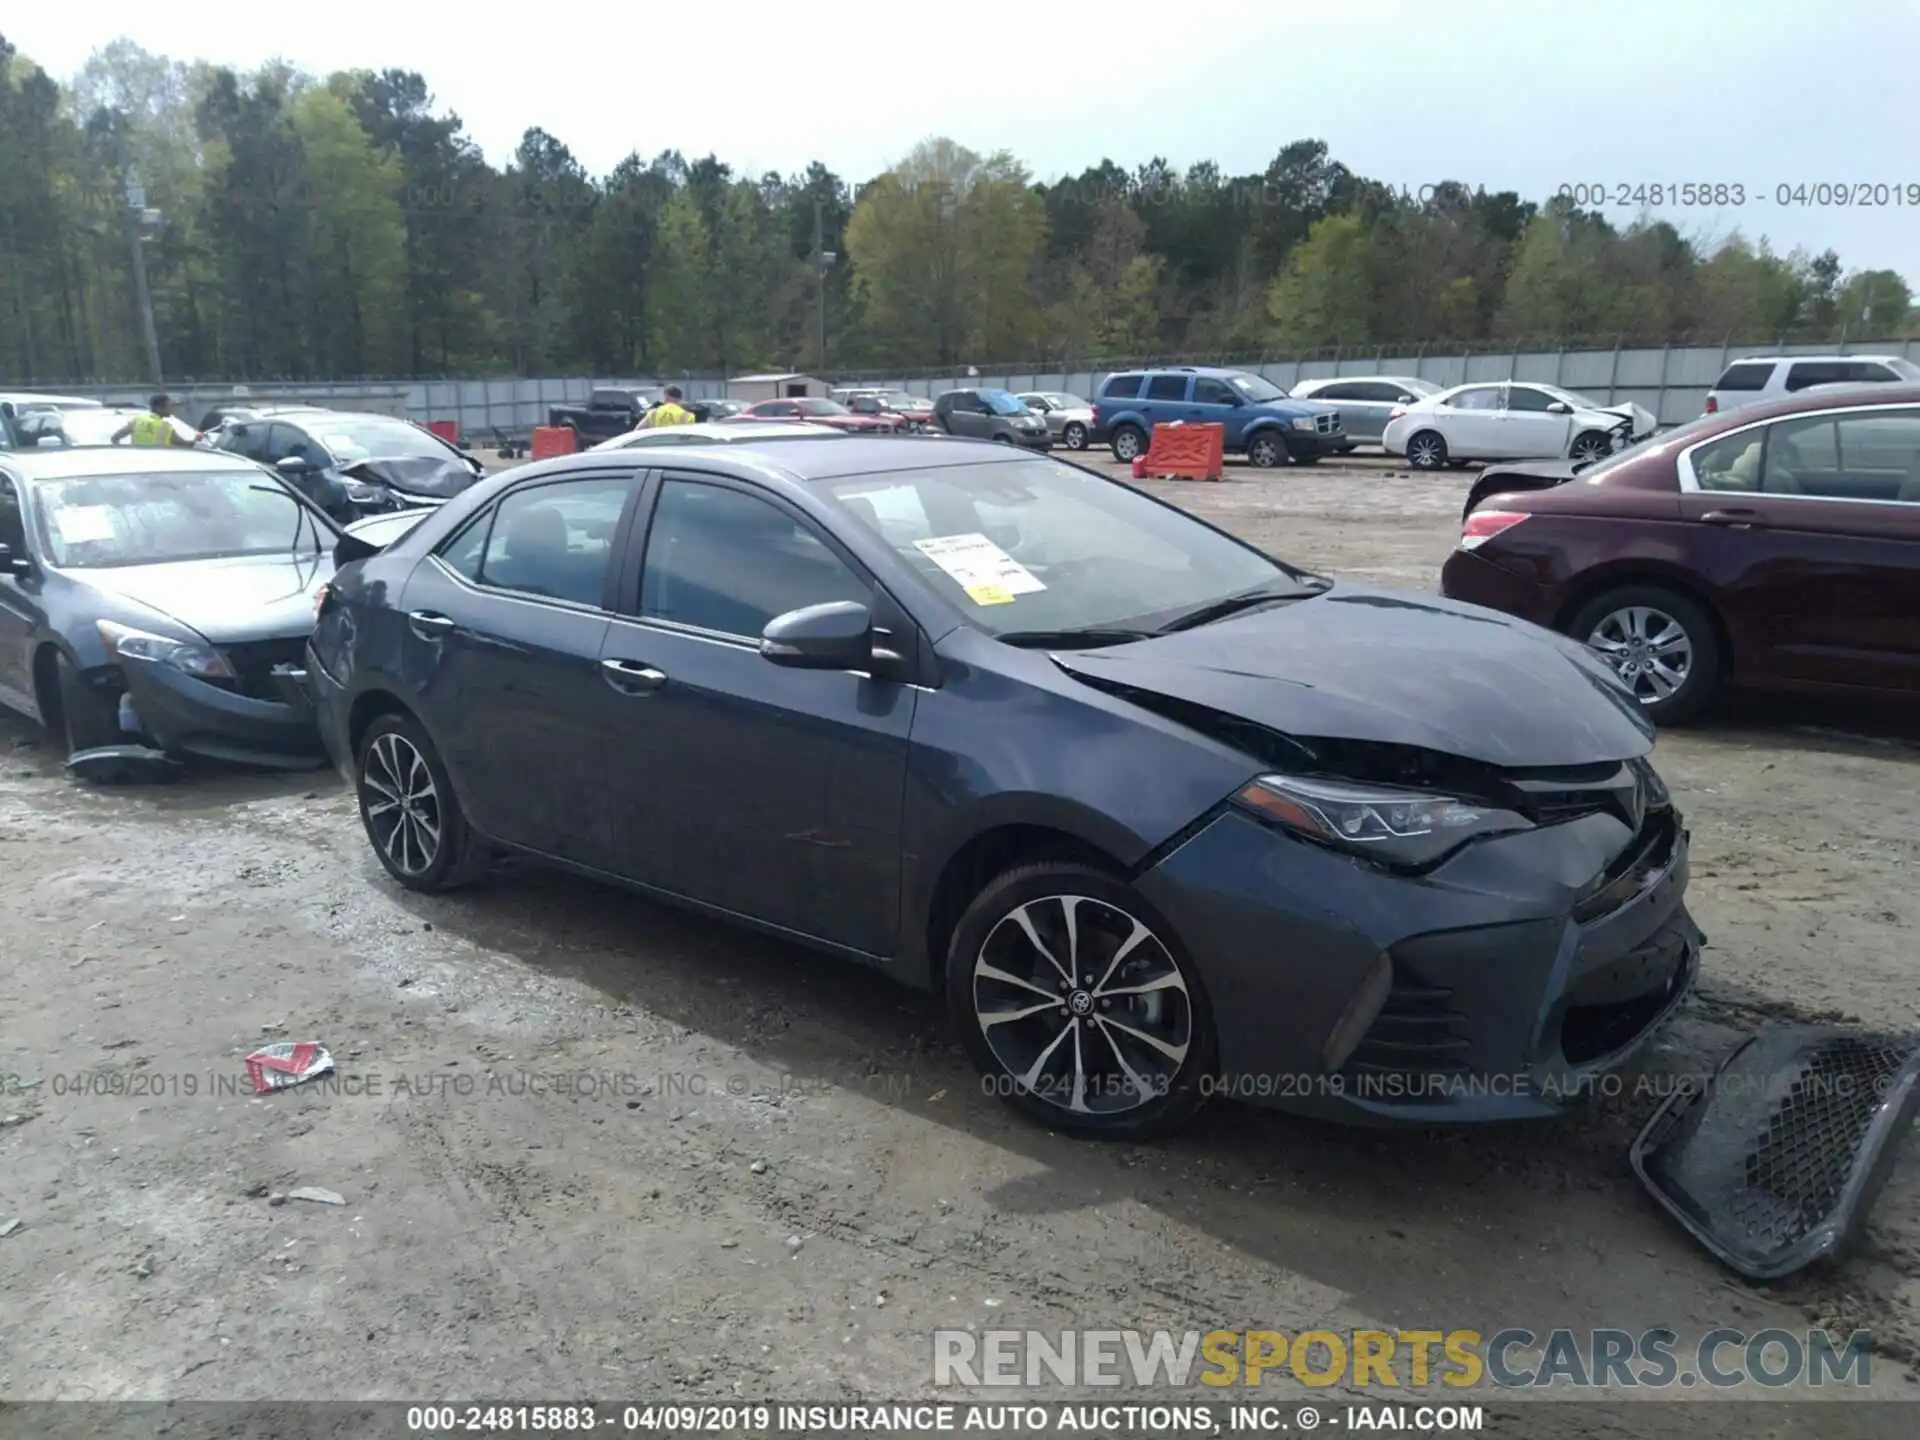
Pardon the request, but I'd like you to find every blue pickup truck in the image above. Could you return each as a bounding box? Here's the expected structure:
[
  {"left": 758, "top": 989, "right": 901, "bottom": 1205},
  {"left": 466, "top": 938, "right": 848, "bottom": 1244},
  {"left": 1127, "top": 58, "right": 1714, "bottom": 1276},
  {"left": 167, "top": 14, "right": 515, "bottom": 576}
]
[{"left": 1090, "top": 366, "right": 1350, "bottom": 467}]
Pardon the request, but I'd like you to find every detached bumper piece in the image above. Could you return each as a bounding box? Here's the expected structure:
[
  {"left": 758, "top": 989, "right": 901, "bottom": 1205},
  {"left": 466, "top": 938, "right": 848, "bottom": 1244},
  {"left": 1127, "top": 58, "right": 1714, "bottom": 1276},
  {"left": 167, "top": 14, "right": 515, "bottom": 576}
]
[
  {"left": 1631, "top": 1026, "right": 1920, "bottom": 1280},
  {"left": 66, "top": 745, "right": 186, "bottom": 784}
]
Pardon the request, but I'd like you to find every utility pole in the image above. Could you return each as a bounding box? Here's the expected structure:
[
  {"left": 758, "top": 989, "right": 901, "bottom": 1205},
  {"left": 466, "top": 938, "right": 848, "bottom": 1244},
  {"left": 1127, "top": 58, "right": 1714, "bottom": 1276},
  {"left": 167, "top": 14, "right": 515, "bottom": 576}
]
[
  {"left": 814, "top": 198, "right": 836, "bottom": 373},
  {"left": 123, "top": 173, "right": 163, "bottom": 386}
]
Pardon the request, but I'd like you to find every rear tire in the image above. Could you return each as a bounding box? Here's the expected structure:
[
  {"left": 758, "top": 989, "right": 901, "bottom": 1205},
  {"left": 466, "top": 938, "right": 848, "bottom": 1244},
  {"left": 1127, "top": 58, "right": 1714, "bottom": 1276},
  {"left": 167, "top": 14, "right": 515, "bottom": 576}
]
[
  {"left": 1109, "top": 424, "right": 1147, "bottom": 463},
  {"left": 1062, "top": 422, "right": 1088, "bottom": 450},
  {"left": 1245, "top": 432, "right": 1286, "bottom": 468},
  {"left": 947, "top": 861, "right": 1216, "bottom": 1139},
  {"left": 355, "top": 713, "right": 491, "bottom": 892},
  {"left": 1406, "top": 430, "right": 1449, "bottom": 470},
  {"left": 54, "top": 653, "right": 122, "bottom": 755},
  {"left": 1566, "top": 585, "right": 1722, "bottom": 726}
]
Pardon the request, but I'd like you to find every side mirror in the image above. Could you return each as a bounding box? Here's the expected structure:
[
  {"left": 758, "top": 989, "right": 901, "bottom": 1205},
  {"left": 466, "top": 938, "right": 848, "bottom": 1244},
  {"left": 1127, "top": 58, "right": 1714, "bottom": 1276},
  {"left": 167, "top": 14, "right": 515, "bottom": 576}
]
[
  {"left": 1546, "top": 401, "right": 1572, "bottom": 415},
  {"left": 276, "top": 455, "right": 311, "bottom": 473},
  {"left": 761, "top": 601, "right": 876, "bottom": 671},
  {"left": 36, "top": 435, "right": 65, "bottom": 448},
  {"left": 0, "top": 541, "right": 32, "bottom": 576}
]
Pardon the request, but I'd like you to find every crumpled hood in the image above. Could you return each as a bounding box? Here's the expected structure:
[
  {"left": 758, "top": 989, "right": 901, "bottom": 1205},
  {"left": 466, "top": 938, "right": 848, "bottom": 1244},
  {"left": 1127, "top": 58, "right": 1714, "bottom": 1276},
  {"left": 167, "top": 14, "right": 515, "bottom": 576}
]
[
  {"left": 1051, "top": 583, "right": 1653, "bottom": 769},
  {"left": 84, "top": 552, "right": 333, "bottom": 645},
  {"left": 344, "top": 455, "right": 480, "bottom": 500},
  {"left": 1591, "top": 401, "right": 1657, "bottom": 435}
]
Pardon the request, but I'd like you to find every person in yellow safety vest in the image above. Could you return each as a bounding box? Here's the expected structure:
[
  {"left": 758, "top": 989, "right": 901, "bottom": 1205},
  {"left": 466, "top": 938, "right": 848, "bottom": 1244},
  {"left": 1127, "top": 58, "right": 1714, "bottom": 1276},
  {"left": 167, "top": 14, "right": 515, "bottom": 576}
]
[
  {"left": 635, "top": 386, "right": 695, "bottom": 430},
  {"left": 112, "top": 393, "right": 192, "bottom": 446}
]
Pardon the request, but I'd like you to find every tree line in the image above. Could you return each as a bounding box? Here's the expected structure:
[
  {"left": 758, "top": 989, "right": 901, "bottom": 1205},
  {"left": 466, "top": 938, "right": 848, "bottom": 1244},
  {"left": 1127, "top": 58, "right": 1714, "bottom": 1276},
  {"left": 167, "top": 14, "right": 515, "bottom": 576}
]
[{"left": 2, "top": 35, "right": 1913, "bottom": 386}]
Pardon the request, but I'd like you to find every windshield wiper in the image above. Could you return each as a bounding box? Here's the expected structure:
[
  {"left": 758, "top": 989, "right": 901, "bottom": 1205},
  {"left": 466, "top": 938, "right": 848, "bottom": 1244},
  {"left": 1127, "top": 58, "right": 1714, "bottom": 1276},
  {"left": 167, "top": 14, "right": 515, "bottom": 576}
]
[
  {"left": 1155, "top": 579, "right": 1328, "bottom": 634},
  {"left": 997, "top": 627, "right": 1155, "bottom": 649}
]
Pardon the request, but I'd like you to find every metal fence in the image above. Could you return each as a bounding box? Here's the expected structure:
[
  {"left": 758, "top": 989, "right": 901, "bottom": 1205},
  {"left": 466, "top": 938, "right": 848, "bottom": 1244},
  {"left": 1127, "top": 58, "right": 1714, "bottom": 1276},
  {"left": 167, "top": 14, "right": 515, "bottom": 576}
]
[{"left": 24, "top": 337, "right": 1920, "bottom": 441}]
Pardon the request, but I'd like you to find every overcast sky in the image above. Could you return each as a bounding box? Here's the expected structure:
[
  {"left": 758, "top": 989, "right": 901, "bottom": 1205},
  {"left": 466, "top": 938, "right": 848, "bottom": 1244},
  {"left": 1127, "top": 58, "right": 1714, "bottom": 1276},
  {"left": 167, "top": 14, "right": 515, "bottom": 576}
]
[{"left": 12, "top": 0, "right": 1919, "bottom": 282}]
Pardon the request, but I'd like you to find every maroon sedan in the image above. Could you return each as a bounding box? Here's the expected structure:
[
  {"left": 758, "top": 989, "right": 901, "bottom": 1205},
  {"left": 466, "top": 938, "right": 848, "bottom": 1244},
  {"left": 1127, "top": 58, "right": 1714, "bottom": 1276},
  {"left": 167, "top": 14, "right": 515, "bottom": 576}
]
[
  {"left": 1440, "top": 384, "right": 1920, "bottom": 723},
  {"left": 736, "top": 397, "right": 902, "bottom": 433}
]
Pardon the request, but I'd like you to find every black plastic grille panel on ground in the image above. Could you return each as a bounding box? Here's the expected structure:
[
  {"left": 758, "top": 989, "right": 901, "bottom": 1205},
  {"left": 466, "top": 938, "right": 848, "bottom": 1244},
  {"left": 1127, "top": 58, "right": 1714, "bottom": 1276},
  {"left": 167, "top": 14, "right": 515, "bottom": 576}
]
[{"left": 1631, "top": 1026, "right": 1920, "bottom": 1280}]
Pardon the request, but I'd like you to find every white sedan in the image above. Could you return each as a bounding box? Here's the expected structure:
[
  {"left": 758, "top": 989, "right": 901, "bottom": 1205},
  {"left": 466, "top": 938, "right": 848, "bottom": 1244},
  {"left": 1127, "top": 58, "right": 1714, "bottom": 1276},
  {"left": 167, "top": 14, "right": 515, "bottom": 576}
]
[
  {"left": 587, "top": 420, "right": 845, "bottom": 451},
  {"left": 1381, "top": 382, "right": 1656, "bottom": 470}
]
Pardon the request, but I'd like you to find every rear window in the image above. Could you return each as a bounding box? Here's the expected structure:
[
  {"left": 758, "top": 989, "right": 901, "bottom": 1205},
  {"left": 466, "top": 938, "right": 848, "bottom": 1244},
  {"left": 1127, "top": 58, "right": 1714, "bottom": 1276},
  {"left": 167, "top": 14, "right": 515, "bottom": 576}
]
[
  {"left": 1713, "top": 362, "right": 1775, "bottom": 391},
  {"left": 1100, "top": 374, "right": 1144, "bottom": 400}
]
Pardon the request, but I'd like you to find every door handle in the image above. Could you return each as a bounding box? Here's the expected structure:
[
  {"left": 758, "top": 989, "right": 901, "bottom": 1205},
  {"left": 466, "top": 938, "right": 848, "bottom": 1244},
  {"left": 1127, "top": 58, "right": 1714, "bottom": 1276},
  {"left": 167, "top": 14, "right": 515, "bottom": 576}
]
[
  {"left": 408, "top": 610, "right": 455, "bottom": 641},
  {"left": 1699, "top": 509, "right": 1764, "bottom": 528},
  {"left": 601, "top": 658, "right": 666, "bottom": 693}
]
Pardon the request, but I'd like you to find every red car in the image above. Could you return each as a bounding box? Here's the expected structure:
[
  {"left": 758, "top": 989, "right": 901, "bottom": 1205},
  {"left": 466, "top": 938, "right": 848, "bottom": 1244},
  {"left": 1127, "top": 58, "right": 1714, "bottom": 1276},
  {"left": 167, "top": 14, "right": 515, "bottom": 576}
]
[
  {"left": 736, "top": 397, "right": 902, "bottom": 433},
  {"left": 1440, "top": 384, "right": 1920, "bottom": 724}
]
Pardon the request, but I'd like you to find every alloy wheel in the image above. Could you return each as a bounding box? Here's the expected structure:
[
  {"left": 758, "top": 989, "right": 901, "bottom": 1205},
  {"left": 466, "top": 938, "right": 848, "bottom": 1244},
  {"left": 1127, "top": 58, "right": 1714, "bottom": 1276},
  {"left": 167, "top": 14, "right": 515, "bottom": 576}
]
[
  {"left": 1409, "top": 433, "right": 1445, "bottom": 468},
  {"left": 1587, "top": 605, "right": 1694, "bottom": 703},
  {"left": 1248, "top": 435, "right": 1282, "bottom": 467},
  {"left": 1112, "top": 428, "right": 1144, "bottom": 462},
  {"left": 361, "top": 732, "right": 443, "bottom": 876},
  {"left": 971, "top": 894, "right": 1193, "bottom": 1118},
  {"left": 1063, "top": 423, "right": 1088, "bottom": 450},
  {"left": 1570, "top": 433, "right": 1610, "bottom": 463}
]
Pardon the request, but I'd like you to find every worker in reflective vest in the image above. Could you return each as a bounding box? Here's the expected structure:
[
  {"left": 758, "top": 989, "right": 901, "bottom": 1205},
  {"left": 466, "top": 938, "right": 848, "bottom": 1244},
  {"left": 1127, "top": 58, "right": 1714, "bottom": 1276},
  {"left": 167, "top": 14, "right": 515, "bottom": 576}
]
[
  {"left": 636, "top": 386, "right": 695, "bottom": 429},
  {"left": 113, "top": 393, "right": 188, "bottom": 446}
]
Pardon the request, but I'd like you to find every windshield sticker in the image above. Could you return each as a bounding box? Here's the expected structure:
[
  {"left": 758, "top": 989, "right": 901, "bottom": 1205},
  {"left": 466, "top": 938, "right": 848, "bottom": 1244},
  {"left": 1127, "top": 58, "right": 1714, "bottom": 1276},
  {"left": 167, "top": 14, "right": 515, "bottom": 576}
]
[
  {"left": 50, "top": 506, "right": 117, "bottom": 543},
  {"left": 913, "top": 533, "right": 1045, "bottom": 605}
]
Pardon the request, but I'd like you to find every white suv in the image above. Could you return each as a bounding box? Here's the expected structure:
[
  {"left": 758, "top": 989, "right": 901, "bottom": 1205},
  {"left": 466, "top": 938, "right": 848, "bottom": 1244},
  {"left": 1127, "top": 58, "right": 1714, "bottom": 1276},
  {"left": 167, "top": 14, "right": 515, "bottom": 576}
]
[{"left": 1704, "top": 354, "right": 1920, "bottom": 415}]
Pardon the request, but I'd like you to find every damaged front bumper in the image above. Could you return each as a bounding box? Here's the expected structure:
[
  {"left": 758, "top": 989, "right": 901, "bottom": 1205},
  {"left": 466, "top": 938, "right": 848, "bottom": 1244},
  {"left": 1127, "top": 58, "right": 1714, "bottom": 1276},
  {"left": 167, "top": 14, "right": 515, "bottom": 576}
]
[
  {"left": 1135, "top": 800, "right": 1700, "bottom": 1124},
  {"left": 84, "top": 651, "right": 326, "bottom": 772}
]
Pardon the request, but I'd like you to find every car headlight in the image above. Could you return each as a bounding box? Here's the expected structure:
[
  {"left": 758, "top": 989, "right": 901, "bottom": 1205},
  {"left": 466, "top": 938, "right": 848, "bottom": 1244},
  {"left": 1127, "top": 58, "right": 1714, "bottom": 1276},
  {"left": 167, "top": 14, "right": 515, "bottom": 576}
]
[
  {"left": 343, "top": 481, "right": 387, "bottom": 502},
  {"left": 1234, "top": 773, "right": 1531, "bottom": 869},
  {"left": 96, "top": 619, "right": 235, "bottom": 679},
  {"left": 1290, "top": 417, "right": 1316, "bottom": 431}
]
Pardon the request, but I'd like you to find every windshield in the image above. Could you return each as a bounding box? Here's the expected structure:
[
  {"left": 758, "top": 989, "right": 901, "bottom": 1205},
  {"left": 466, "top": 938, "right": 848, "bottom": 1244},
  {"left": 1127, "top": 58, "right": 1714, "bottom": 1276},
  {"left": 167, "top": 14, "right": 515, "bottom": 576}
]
[
  {"left": 1888, "top": 358, "right": 1920, "bottom": 380},
  {"left": 20, "top": 410, "right": 197, "bottom": 447},
  {"left": 1048, "top": 394, "right": 1087, "bottom": 409},
  {"left": 796, "top": 399, "right": 849, "bottom": 416},
  {"left": 1227, "top": 373, "right": 1286, "bottom": 403},
  {"left": 883, "top": 391, "right": 925, "bottom": 408},
  {"left": 824, "top": 458, "right": 1306, "bottom": 635},
  {"left": 33, "top": 469, "right": 323, "bottom": 568},
  {"left": 1402, "top": 379, "right": 1440, "bottom": 397},
  {"left": 309, "top": 418, "right": 458, "bottom": 463},
  {"left": 979, "top": 390, "right": 1028, "bottom": 416}
]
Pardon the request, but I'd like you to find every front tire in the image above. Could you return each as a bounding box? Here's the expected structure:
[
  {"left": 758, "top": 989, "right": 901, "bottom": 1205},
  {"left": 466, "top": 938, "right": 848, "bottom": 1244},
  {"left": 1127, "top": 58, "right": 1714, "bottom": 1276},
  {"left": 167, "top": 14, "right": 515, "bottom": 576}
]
[
  {"left": 947, "top": 862, "right": 1216, "bottom": 1139},
  {"left": 1109, "top": 424, "right": 1147, "bottom": 463},
  {"left": 1245, "top": 432, "right": 1286, "bottom": 468},
  {"left": 356, "top": 713, "right": 491, "bottom": 892},
  {"left": 1062, "top": 422, "right": 1088, "bottom": 450},
  {"left": 54, "top": 653, "right": 122, "bottom": 755},
  {"left": 1567, "top": 585, "right": 1722, "bottom": 725},
  {"left": 1569, "top": 429, "right": 1612, "bottom": 464},
  {"left": 1406, "top": 430, "right": 1448, "bottom": 470}
]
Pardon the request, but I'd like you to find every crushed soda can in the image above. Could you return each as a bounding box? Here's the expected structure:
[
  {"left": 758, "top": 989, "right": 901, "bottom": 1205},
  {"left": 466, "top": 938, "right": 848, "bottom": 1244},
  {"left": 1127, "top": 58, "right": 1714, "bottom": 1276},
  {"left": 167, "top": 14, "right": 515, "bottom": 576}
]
[{"left": 243, "top": 1042, "right": 335, "bottom": 1095}]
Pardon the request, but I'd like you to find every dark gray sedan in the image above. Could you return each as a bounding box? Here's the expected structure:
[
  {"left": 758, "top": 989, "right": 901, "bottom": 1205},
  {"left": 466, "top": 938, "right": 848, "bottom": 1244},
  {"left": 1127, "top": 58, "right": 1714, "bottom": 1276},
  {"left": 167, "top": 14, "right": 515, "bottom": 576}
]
[{"left": 305, "top": 436, "right": 1699, "bottom": 1137}]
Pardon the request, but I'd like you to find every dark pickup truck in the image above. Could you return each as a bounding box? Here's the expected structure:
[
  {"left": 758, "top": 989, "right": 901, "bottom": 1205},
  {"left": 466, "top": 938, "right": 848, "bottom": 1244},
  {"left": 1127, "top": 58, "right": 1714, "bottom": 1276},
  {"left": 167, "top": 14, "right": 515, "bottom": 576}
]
[{"left": 546, "top": 387, "right": 660, "bottom": 445}]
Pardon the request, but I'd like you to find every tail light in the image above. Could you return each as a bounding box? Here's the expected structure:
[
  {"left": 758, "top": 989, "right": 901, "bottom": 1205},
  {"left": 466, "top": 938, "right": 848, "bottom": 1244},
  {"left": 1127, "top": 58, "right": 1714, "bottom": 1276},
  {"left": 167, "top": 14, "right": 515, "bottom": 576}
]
[
  {"left": 1458, "top": 510, "right": 1528, "bottom": 551},
  {"left": 1387, "top": 406, "right": 1407, "bottom": 423},
  {"left": 1704, "top": 395, "right": 1719, "bottom": 414},
  {"left": 1090, "top": 403, "right": 1101, "bottom": 424}
]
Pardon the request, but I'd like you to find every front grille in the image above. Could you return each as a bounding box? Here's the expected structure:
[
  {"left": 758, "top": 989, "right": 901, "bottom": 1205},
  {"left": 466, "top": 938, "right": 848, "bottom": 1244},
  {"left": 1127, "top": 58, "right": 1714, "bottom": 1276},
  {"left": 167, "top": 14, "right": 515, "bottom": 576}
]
[
  {"left": 1344, "top": 969, "right": 1472, "bottom": 1079},
  {"left": 1733, "top": 1036, "right": 1918, "bottom": 1247},
  {"left": 221, "top": 638, "right": 309, "bottom": 702},
  {"left": 1315, "top": 412, "right": 1340, "bottom": 435}
]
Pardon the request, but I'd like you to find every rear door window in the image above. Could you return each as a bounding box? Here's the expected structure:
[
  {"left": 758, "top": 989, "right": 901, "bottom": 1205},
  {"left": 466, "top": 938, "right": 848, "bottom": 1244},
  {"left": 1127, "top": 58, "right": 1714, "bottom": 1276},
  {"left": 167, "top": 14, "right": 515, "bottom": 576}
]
[
  {"left": 1784, "top": 361, "right": 1846, "bottom": 391},
  {"left": 474, "top": 476, "right": 634, "bottom": 607},
  {"left": 1712, "top": 362, "right": 1775, "bottom": 392},
  {"left": 1449, "top": 386, "right": 1505, "bottom": 411},
  {"left": 1144, "top": 374, "right": 1190, "bottom": 401}
]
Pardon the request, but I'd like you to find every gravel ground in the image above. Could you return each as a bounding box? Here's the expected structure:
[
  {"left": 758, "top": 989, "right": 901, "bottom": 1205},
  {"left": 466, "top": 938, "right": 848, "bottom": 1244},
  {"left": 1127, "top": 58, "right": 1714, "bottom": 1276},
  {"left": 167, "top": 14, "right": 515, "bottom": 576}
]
[{"left": 1, "top": 450, "right": 1917, "bottom": 1434}]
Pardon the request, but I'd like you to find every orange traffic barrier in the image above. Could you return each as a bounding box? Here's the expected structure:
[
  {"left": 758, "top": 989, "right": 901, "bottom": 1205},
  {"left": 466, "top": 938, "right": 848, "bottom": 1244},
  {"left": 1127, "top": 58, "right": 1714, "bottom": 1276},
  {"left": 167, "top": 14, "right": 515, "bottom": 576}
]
[
  {"left": 427, "top": 419, "right": 460, "bottom": 444},
  {"left": 1139, "top": 421, "right": 1225, "bottom": 480},
  {"left": 529, "top": 425, "right": 577, "bottom": 459}
]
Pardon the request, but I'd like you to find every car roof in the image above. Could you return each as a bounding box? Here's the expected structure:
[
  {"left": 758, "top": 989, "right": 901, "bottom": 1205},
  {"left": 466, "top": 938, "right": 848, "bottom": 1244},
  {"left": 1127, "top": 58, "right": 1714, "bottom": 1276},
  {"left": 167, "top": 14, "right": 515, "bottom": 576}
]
[
  {"left": 1714, "top": 382, "right": 1920, "bottom": 423},
  {"left": 2, "top": 443, "right": 264, "bottom": 482},
  {"left": 0, "top": 391, "right": 104, "bottom": 409},
  {"left": 595, "top": 421, "right": 840, "bottom": 447},
  {"left": 498, "top": 434, "right": 1026, "bottom": 489},
  {"left": 1725, "top": 353, "right": 1911, "bottom": 366}
]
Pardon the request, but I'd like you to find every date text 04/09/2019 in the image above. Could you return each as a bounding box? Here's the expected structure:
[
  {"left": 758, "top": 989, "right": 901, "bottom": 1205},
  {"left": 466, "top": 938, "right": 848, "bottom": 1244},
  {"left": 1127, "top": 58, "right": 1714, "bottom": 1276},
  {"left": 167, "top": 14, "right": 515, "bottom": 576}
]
[
  {"left": 403, "top": 1403, "right": 1486, "bottom": 1433},
  {"left": 1556, "top": 181, "right": 1920, "bottom": 208}
]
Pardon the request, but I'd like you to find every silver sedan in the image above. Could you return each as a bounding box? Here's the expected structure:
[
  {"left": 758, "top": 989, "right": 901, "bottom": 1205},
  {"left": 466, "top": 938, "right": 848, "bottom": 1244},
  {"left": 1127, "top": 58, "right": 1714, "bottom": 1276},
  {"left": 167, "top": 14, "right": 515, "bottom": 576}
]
[{"left": 1016, "top": 392, "right": 1095, "bottom": 450}]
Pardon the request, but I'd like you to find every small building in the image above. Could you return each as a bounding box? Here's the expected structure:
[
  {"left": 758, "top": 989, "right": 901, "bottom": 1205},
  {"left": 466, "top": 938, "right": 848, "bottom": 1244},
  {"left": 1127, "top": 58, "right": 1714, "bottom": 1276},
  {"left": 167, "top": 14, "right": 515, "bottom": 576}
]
[{"left": 723, "top": 372, "right": 832, "bottom": 403}]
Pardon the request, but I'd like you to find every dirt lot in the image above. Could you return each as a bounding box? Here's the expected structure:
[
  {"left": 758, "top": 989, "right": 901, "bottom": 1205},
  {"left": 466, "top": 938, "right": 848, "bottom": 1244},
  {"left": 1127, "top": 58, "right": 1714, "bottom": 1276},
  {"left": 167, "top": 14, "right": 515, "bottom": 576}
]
[{"left": 2, "top": 453, "right": 1918, "bottom": 1434}]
